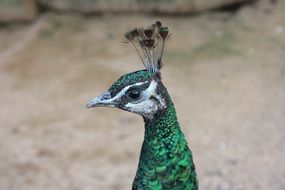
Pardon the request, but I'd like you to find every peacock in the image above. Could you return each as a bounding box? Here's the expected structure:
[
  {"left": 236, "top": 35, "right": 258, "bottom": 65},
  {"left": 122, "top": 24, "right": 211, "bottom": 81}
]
[{"left": 87, "top": 21, "right": 198, "bottom": 190}]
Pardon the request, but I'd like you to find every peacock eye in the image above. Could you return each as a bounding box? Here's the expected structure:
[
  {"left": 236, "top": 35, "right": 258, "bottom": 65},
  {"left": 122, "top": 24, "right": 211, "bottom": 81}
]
[{"left": 127, "top": 89, "right": 142, "bottom": 101}]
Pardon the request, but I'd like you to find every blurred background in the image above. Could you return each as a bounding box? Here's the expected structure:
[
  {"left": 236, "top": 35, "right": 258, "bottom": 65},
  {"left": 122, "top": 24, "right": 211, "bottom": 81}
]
[{"left": 0, "top": 0, "right": 285, "bottom": 190}]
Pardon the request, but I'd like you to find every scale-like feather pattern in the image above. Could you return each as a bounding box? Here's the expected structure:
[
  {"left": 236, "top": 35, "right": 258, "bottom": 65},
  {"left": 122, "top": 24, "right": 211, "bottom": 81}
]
[{"left": 130, "top": 87, "right": 198, "bottom": 190}]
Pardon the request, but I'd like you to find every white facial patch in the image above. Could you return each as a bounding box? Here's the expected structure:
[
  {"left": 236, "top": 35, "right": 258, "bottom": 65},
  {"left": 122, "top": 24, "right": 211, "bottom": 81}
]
[{"left": 125, "top": 80, "right": 166, "bottom": 119}]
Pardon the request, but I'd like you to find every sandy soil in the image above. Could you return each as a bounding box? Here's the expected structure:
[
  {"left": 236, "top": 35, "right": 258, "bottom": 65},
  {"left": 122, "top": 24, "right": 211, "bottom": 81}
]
[{"left": 1, "top": 2, "right": 285, "bottom": 190}]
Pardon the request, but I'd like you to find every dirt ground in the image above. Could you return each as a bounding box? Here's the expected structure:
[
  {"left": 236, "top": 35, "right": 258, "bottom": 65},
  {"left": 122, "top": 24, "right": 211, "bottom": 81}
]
[{"left": 0, "top": 1, "right": 285, "bottom": 190}]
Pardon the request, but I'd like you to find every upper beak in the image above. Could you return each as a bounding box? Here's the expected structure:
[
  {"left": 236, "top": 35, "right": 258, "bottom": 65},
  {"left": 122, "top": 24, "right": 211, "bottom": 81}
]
[{"left": 86, "top": 92, "right": 117, "bottom": 108}]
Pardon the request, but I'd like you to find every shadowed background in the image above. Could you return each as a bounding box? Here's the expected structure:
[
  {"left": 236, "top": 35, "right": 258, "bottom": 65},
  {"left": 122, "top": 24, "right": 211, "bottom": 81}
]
[{"left": 0, "top": 0, "right": 285, "bottom": 190}]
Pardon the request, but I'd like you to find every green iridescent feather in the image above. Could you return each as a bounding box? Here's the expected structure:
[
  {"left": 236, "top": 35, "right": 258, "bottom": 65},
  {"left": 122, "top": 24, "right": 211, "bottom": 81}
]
[
  {"left": 109, "top": 70, "right": 153, "bottom": 93},
  {"left": 132, "top": 99, "right": 198, "bottom": 190},
  {"left": 110, "top": 71, "right": 198, "bottom": 190}
]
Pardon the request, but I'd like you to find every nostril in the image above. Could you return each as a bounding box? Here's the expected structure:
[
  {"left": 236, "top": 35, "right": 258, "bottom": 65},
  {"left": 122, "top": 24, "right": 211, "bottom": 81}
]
[{"left": 100, "top": 92, "right": 111, "bottom": 100}]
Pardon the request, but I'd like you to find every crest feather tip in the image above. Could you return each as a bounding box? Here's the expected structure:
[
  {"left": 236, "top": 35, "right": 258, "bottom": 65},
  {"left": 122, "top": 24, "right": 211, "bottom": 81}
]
[{"left": 123, "top": 21, "right": 170, "bottom": 75}]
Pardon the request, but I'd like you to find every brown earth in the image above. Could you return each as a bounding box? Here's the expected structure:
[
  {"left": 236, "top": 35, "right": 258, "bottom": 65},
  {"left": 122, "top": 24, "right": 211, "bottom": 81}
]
[{"left": 0, "top": 1, "right": 285, "bottom": 190}]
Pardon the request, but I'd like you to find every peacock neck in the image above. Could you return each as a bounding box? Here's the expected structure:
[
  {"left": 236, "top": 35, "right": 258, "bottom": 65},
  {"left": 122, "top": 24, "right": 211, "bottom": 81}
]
[
  {"left": 144, "top": 102, "right": 183, "bottom": 148},
  {"left": 132, "top": 100, "right": 198, "bottom": 190}
]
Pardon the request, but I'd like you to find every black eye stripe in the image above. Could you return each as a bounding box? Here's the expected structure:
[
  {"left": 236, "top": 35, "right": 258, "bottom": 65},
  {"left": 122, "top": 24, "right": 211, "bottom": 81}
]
[
  {"left": 127, "top": 90, "right": 142, "bottom": 101},
  {"left": 123, "top": 82, "right": 151, "bottom": 102},
  {"left": 127, "top": 82, "right": 150, "bottom": 92},
  {"left": 110, "top": 82, "right": 151, "bottom": 101}
]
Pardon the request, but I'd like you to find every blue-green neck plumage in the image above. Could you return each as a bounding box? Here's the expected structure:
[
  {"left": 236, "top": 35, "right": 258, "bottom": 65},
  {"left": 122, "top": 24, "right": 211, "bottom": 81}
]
[{"left": 132, "top": 99, "right": 198, "bottom": 190}]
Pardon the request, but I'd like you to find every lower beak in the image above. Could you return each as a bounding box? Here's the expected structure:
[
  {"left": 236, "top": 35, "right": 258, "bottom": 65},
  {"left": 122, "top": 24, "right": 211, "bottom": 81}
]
[{"left": 86, "top": 92, "right": 116, "bottom": 108}]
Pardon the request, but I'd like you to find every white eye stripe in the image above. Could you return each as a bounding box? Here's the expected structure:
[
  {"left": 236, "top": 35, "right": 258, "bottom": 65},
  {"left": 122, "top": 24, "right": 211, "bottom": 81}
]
[
  {"left": 125, "top": 80, "right": 158, "bottom": 103},
  {"left": 111, "top": 81, "right": 148, "bottom": 101},
  {"left": 124, "top": 80, "right": 166, "bottom": 119},
  {"left": 145, "top": 80, "right": 157, "bottom": 94}
]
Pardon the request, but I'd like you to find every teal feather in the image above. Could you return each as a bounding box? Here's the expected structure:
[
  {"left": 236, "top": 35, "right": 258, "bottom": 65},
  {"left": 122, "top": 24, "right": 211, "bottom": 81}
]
[{"left": 131, "top": 84, "right": 198, "bottom": 190}]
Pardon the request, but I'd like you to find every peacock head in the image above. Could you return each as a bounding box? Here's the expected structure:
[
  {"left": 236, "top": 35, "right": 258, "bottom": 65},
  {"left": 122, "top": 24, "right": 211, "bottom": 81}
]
[{"left": 87, "top": 21, "right": 171, "bottom": 119}]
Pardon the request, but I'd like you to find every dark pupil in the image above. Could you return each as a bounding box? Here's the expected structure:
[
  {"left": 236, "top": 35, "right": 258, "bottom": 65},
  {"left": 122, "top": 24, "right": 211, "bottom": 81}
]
[{"left": 128, "top": 90, "right": 141, "bottom": 100}]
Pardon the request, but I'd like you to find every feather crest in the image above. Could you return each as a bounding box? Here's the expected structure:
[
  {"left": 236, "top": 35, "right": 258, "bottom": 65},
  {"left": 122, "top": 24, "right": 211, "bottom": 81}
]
[{"left": 123, "top": 21, "right": 170, "bottom": 74}]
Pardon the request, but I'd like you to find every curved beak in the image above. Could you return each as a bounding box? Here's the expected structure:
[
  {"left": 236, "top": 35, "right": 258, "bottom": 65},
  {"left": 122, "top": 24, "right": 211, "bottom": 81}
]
[{"left": 86, "top": 92, "right": 117, "bottom": 108}]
